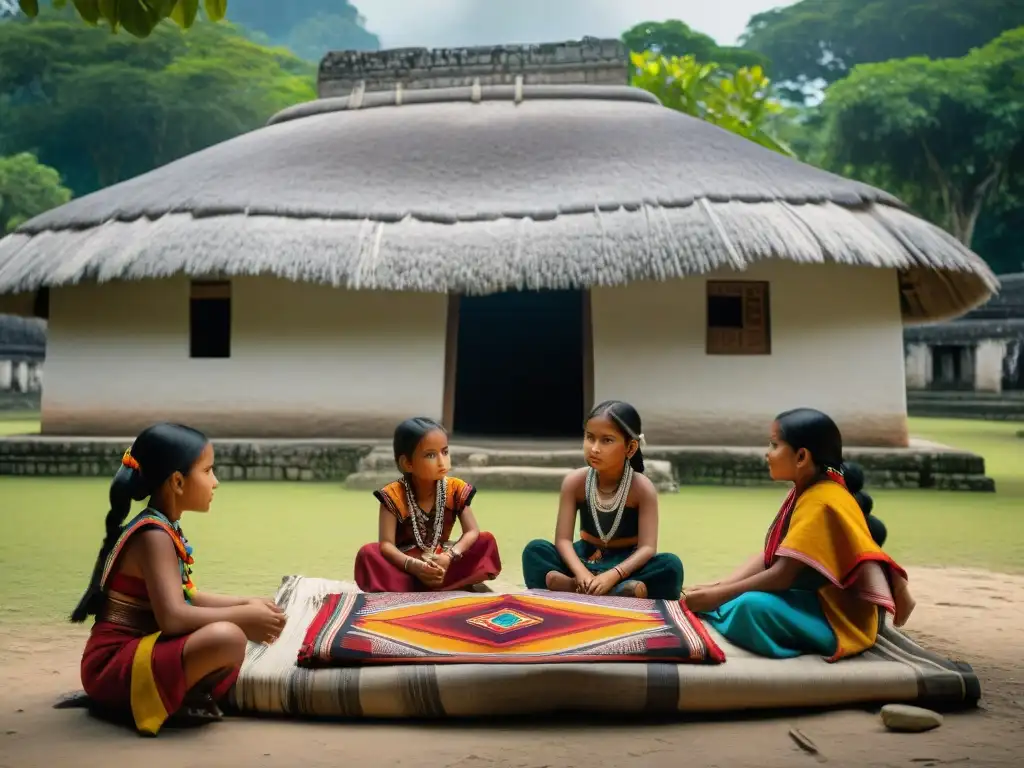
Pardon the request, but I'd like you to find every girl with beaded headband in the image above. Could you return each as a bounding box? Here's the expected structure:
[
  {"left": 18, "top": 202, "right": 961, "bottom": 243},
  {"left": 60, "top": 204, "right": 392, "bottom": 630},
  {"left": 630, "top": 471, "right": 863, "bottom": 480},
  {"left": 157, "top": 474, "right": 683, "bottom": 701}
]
[
  {"left": 685, "top": 407, "right": 915, "bottom": 661},
  {"left": 522, "top": 400, "right": 684, "bottom": 599},
  {"left": 354, "top": 417, "right": 503, "bottom": 592},
  {"left": 71, "top": 423, "right": 286, "bottom": 737}
]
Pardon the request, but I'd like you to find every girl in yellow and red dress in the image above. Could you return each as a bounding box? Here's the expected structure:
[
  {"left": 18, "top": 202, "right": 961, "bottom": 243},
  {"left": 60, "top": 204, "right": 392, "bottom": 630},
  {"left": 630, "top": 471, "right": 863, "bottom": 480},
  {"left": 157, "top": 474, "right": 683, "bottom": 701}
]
[
  {"left": 72, "top": 423, "right": 286, "bottom": 736},
  {"left": 354, "top": 417, "right": 502, "bottom": 592},
  {"left": 685, "top": 408, "right": 915, "bottom": 661}
]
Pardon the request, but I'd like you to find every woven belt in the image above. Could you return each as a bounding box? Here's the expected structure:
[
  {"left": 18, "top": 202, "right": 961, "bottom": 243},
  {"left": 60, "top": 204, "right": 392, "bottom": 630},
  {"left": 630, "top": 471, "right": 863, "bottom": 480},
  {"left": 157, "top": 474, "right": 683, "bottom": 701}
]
[{"left": 98, "top": 596, "right": 160, "bottom": 635}]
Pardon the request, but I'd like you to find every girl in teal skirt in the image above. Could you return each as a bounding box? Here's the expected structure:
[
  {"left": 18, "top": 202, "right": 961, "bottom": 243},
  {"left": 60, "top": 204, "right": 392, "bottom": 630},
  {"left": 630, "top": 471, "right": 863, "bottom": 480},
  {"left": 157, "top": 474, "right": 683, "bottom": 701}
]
[{"left": 521, "top": 400, "right": 684, "bottom": 599}]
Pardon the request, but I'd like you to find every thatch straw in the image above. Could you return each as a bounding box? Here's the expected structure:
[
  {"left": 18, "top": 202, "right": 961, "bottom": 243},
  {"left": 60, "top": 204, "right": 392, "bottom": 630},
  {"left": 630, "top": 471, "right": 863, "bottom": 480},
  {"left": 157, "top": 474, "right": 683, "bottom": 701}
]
[{"left": 0, "top": 85, "right": 998, "bottom": 323}]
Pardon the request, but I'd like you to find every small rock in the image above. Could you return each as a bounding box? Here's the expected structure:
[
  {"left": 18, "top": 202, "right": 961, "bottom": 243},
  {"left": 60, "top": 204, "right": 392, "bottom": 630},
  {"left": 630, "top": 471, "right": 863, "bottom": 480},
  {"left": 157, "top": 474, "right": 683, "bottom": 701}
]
[{"left": 880, "top": 704, "right": 944, "bottom": 733}]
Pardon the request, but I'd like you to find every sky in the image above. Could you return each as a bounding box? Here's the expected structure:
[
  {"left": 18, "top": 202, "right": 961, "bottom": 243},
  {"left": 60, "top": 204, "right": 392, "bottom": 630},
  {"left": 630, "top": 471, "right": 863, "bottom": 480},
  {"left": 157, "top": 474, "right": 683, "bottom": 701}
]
[{"left": 350, "top": 0, "right": 797, "bottom": 50}]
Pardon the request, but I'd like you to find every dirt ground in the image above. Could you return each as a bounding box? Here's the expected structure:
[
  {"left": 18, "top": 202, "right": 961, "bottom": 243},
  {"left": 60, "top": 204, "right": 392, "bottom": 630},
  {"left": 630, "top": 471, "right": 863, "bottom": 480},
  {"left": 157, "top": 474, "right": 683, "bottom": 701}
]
[{"left": 1, "top": 566, "right": 1022, "bottom": 768}]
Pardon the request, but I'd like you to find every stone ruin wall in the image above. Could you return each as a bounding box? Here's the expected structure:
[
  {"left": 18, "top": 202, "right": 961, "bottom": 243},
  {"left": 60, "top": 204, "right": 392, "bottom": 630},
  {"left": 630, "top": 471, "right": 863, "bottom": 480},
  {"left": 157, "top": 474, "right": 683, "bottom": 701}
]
[{"left": 317, "top": 38, "right": 631, "bottom": 98}]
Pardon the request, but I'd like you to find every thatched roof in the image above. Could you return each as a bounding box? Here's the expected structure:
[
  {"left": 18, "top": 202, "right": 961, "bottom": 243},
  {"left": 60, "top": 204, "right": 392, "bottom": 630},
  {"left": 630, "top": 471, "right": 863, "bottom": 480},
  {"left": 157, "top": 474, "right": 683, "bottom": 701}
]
[
  {"left": 905, "top": 273, "right": 1024, "bottom": 343},
  {"left": 0, "top": 83, "right": 999, "bottom": 323}
]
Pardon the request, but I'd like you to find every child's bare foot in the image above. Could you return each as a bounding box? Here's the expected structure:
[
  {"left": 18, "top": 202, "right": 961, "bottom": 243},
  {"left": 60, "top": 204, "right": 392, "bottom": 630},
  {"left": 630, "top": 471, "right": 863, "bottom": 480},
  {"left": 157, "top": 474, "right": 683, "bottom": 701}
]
[
  {"left": 611, "top": 580, "right": 648, "bottom": 598},
  {"left": 545, "top": 572, "right": 576, "bottom": 592}
]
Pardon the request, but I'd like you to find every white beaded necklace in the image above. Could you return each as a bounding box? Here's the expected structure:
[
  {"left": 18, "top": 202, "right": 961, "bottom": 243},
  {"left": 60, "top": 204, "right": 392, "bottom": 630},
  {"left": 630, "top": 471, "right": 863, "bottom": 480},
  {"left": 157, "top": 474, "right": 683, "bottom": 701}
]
[
  {"left": 402, "top": 476, "right": 447, "bottom": 559},
  {"left": 585, "top": 463, "right": 633, "bottom": 547}
]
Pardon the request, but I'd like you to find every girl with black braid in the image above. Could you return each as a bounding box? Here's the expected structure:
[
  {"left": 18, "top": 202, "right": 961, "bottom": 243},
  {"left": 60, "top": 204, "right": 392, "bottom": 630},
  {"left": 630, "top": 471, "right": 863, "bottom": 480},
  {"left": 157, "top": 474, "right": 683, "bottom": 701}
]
[{"left": 74, "top": 423, "right": 285, "bottom": 736}]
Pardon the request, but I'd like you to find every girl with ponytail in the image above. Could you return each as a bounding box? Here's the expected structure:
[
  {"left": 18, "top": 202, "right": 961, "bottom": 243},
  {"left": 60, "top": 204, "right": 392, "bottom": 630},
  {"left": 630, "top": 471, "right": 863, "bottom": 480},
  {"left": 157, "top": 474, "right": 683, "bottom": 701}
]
[
  {"left": 685, "top": 408, "right": 916, "bottom": 662},
  {"left": 75, "top": 423, "right": 286, "bottom": 736},
  {"left": 522, "top": 400, "right": 684, "bottom": 599}
]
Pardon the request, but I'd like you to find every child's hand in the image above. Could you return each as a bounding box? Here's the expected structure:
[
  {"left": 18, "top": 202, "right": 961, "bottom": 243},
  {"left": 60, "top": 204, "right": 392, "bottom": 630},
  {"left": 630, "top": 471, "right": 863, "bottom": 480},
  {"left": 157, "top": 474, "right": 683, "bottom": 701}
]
[
  {"left": 585, "top": 571, "right": 620, "bottom": 596},
  {"left": 238, "top": 601, "right": 287, "bottom": 644},
  {"left": 413, "top": 558, "right": 446, "bottom": 588},
  {"left": 573, "top": 572, "right": 595, "bottom": 593},
  {"left": 249, "top": 597, "right": 283, "bottom": 614},
  {"left": 433, "top": 552, "right": 452, "bottom": 573},
  {"left": 683, "top": 586, "right": 727, "bottom": 613}
]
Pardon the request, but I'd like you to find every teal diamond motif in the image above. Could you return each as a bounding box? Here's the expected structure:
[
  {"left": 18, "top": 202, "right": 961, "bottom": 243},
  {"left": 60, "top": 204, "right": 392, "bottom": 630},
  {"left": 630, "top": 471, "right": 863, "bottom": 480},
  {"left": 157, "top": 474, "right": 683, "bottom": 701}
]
[
  {"left": 490, "top": 611, "right": 522, "bottom": 629},
  {"left": 466, "top": 607, "right": 543, "bottom": 634}
]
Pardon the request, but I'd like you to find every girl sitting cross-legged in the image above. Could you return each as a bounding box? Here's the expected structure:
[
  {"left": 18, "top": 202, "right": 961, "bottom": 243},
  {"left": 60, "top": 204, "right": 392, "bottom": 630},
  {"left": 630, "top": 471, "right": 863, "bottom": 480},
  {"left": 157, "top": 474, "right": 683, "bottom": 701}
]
[
  {"left": 522, "top": 400, "right": 684, "bottom": 600},
  {"left": 684, "top": 407, "right": 915, "bottom": 661},
  {"left": 74, "top": 423, "right": 286, "bottom": 737},
  {"left": 354, "top": 417, "right": 502, "bottom": 592}
]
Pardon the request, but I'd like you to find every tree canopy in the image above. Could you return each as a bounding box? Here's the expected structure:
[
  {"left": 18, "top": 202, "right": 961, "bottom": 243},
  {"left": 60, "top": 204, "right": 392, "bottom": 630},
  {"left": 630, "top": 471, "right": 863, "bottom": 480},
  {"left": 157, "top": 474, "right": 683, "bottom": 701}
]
[
  {"left": 0, "top": 152, "right": 72, "bottom": 233},
  {"left": 630, "top": 51, "right": 792, "bottom": 157},
  {"left": 821, "top": 27, "right": 1024, "bottom": 255},
  {"left": 0, "top": 12, "right": 315, "bottom": 197},
  {"left": 622, "top": 20, "right": 767, "bottom": 71},
  {"left": 18, "top": 0, "right": 226, "bottom": 37},
  {"left": 741, "top": 0, "right": 1024, "bottom": 100}
]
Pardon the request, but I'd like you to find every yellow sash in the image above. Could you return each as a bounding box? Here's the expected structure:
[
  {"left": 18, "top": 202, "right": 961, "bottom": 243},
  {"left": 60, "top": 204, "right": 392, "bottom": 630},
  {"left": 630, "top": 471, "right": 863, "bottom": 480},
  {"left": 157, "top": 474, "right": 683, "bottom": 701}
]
[
  {"left": 129, "top": 631, "right": 169, "bottom": 736},
  {"left": 775, "top": 481, "right": 908, "bottom": 661}
]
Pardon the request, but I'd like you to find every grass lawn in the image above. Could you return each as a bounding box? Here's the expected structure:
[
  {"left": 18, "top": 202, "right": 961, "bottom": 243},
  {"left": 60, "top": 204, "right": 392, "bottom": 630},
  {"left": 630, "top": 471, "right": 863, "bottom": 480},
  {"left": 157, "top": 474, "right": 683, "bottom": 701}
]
[{"left": 0, "top": 416, "right": 1021, "bottom": 624}]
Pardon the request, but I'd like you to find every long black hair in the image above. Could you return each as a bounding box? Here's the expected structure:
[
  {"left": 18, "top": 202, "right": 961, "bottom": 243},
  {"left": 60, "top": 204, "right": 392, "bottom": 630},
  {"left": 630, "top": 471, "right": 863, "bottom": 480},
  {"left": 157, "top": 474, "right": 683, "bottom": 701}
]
[
  {"left": 392, "top": 417, "right": 447, "bottom": 472},
  {"left": 70, "top": 422, "right": 209, "bottom": 623},
  {"left": 585, "top": 400, "right": 645, "bottom": 474},
  {"left": 775, "top": 407, "right": 887, "bottom": 546}
]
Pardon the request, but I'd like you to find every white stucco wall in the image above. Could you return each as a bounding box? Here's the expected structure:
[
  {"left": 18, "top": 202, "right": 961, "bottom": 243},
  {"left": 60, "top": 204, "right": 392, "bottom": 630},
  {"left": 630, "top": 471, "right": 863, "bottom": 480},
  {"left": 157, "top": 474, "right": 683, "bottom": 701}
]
[
  {"left": 904, "top": 343, "right": 932, "bottom": 390},
  {"left": 974, "top": 340, "right": 1006, "bottom": 393},
  {"left": 41, "top": 276, "right": 448, "bottom": 437},
  {"left": 590, "top": 261, "right": 909, "bottom": 447}
]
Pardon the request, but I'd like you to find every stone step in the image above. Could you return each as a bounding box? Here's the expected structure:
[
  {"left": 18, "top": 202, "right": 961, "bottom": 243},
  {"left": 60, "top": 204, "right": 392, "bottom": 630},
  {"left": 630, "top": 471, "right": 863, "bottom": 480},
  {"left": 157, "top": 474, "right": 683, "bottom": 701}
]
[{"left": 344, "top": 460, "right": 679, "bottom": 494}]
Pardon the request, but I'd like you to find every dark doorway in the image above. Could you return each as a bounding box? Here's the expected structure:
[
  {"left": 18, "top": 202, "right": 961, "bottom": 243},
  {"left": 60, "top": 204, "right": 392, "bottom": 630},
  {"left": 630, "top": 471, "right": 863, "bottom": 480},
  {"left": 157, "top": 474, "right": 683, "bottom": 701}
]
[
  {"left": 930, "top": 344, "right": 974, "bottom": 391},
  {"left": 452, "top": 290, "right": 586, "bottom": 437}
]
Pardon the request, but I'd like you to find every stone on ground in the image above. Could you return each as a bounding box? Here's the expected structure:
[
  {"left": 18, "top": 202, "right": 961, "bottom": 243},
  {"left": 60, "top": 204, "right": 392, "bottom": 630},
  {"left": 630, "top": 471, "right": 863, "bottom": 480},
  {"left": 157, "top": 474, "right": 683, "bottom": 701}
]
[{"left": 880, "top": 703, "right": 944, "bottom": 732}]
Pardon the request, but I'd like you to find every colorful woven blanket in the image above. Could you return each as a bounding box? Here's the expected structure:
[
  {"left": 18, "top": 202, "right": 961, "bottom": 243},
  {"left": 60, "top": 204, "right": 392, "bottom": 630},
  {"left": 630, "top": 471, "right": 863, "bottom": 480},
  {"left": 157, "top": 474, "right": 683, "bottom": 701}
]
[{"left": 297, "top": 590, "right": 725, "bottom": 667}]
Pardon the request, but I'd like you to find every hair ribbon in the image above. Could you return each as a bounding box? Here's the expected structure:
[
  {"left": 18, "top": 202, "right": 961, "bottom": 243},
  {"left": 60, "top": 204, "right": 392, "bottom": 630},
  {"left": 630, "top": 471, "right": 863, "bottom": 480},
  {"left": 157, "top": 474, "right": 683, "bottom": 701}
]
[{"left": 122, "top": 448, "right": 140, "bottom": 472}]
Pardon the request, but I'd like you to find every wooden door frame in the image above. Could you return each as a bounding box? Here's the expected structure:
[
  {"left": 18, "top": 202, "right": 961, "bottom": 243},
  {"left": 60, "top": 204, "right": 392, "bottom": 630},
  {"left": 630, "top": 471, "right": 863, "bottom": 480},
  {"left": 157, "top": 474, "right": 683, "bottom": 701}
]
[
  {"left": 440, "top": 290, "right": 596, "bottom": 433},
  {"left": 582, "top": 289, "right": 595, "bottom": 415},
  {"left": 441, "top": 294, "right": 461, "bottom": 431}
]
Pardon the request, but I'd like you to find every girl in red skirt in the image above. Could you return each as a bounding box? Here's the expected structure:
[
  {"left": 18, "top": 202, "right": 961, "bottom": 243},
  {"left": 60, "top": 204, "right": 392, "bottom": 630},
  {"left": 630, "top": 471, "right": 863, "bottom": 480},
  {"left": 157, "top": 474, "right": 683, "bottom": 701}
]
[
  {"left": 71, "top": 422, "right": 286, "bottom": 736},
  {"left": 354, "top": 417, "right": 502, "bottom": 592}
]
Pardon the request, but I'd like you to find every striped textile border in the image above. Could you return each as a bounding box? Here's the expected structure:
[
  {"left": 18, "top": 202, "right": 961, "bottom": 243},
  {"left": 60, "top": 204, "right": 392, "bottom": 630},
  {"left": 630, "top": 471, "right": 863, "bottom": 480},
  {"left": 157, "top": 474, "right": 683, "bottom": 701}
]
[{"left": 226, "top": 575, "right": 981, "bottom": 719}]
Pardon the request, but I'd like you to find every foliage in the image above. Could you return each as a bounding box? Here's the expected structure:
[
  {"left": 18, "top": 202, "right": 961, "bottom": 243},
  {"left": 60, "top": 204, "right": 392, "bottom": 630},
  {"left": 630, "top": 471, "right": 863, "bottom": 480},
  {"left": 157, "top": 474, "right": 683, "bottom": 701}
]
[
  {"left": 630, "top": 50, "right": 793, "bottom": 157},
  {"left": 622, "top": 20, "right": 767, "bottom": 72},
  {"left": 0, "top": 13, "right": 315, "bottom": 197},
  {"left": 18, "top": 0, "right": 225, "bottom": 37},
  {"left": 820, "top": 27, "right": 1024, "bottom": 249},
  {"left": 0, "top": 152, "right": 72, "bottom": 233},
  {"left": 741, "top": 0, "right": 1024, "bottom": 101},
  {"left": 15, "top": 0, "right": 381, "bottom": 56}
]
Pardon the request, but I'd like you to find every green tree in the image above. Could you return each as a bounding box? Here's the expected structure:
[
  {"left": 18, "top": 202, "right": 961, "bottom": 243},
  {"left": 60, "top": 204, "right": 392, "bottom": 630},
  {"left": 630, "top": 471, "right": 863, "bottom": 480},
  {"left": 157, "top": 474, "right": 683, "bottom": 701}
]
[
  {"left": 622, "top": 20, "right": 767, "bottom": 72},
  {"left": 741, "top": 0, "right": 1024, "bottom": 101},
  {"left": 820, "top": 27, "right": 1024, "bottom": 250},
  {"left": 630, "top": 51, "right": 793, "bottom": 157},
  {"left": 17, "top": 0, "right": 225, "bottom": 37},
  {"left": 0, "top": 152, "right": 72, "bottom": 232},
  {"left": 0, "top": 13, "right": 315, "bottom": 196}
]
